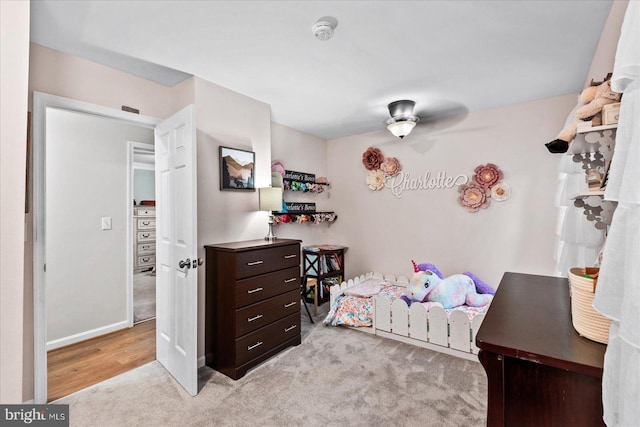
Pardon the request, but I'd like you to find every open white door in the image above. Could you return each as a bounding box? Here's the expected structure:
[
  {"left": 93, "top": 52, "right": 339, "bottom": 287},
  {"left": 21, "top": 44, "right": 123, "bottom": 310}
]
[{"left": 155, "top": 105, "right": 198, "bottom": 396}]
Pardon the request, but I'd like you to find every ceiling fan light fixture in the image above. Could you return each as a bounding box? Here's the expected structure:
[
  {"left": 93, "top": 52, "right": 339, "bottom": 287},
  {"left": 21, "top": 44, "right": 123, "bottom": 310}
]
[
  {"left": 386, "top": 100, "right": 420, "bottom": 139},
  {"left": 386, "top": 117, "right": 418, "bottom": 139}
]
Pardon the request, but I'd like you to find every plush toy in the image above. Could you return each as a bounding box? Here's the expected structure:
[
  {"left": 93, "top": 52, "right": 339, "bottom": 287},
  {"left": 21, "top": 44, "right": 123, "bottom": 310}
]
[
  {"left": 546, "top": 78, "right": 621, "bottom": 154},
  {"left": 405, "top": 261, "right": 494, "bottom": 309}
]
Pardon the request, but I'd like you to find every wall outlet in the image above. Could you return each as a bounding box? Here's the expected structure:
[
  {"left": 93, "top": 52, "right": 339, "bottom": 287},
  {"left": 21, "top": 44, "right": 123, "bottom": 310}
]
[{"left": 101, "top": 217, "right": 112, "bottom": 230}]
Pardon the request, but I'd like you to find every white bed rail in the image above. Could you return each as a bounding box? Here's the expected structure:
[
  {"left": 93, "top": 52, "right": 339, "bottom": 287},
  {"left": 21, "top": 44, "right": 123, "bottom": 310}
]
[{"left": 329, "top": 272, "right": 485, "bottom": 361}]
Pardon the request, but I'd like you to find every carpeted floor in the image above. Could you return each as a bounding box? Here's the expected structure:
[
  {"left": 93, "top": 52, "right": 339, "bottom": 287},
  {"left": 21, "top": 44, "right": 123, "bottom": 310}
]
[
  {"left": 57, "top": 301, "right": 487, "bottom": 426},
  {"left": 133, "top": 272, "right": 156, "bottom": 324}
]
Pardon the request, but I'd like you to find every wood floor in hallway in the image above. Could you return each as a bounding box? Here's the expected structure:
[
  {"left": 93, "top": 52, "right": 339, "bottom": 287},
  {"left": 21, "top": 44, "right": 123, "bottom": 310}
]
[{"left": 47, "top": 319, "right": 156, "bottom": 402}]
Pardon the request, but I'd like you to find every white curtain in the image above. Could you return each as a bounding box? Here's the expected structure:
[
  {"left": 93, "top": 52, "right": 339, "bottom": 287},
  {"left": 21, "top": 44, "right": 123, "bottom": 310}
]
[{"left": 593, "top": 2, "right": 640, "bottom": 426}]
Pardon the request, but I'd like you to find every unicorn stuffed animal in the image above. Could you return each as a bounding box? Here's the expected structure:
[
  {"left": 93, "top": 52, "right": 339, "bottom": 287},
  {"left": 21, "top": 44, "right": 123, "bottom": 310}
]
[{"left": 407, "top": 261, "right": 493, "bottom": 309}]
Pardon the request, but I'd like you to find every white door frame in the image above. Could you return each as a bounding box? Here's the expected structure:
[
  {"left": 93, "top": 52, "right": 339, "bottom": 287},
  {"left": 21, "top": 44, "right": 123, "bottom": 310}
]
[
  {"left": 127, "top": 141, "right": 156, "bottom": 327},
  {"left": 32, "top": 92, "right": 159, "bottom": 403}
]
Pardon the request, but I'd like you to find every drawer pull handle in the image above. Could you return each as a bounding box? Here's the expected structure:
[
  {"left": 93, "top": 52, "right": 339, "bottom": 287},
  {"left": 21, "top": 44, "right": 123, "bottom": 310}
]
[
  {"left": 248, "top": 314, "right": 263, "bottom": 322},
  {"left": 142, "top": 221, "right": 150, "bottom": 226},
  {"left": 248, "top": 341, "right": 263, "bottom": 351},
  {"left": 284, "top": 278, "right": 297, "bottom": 283},
  {"left": 142, "top": 233, "right": 150, "bottom": 238},
  {"left": 247, "top": 260, "right": 263, "bottom": 266},
  {"left": 284, "top": 325, "right": 297, "bottom": 333},
  {"left": 247, "top": 287, "right": 263, "bottom": 294},
  {"left": 284, "top": 302, "right": 297, "bottom": 308},
  {"left": 283, "top": 254, "right": 296, "bottom": 259}
]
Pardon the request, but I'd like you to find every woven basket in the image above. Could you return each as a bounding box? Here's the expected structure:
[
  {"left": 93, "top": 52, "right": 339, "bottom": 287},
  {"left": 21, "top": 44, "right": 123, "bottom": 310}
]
[{"left": 568, "top": 267, "right": 610, "bottom": 344}]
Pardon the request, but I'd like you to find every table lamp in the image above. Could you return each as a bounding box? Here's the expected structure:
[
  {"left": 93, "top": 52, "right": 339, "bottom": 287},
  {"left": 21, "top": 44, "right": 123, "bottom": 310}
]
[{"left": 258, "top": 187, "right": 283, "bottom": 241}]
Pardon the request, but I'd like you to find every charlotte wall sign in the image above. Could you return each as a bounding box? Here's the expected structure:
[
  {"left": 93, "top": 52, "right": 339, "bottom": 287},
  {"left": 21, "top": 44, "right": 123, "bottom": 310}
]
[{"left": 385, "top": 171, "right": 469, "bottom": 198}]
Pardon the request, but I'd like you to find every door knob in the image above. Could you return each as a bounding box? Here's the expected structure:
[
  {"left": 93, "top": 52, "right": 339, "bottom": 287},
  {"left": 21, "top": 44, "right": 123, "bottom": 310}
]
[{"left": 179, "top": 258, "right": 191, "bottom": 269}]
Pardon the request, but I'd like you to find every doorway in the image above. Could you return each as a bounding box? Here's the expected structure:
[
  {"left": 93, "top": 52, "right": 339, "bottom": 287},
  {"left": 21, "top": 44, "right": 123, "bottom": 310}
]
[
  {"left": 130, "top": 142, "right": 157, "bottom": 325},
  {"left": 32, "top": 92, "right": 160, "bottom": 403},
  {"left": 33, "top": 93, "right": 199, "bottom": 402}
]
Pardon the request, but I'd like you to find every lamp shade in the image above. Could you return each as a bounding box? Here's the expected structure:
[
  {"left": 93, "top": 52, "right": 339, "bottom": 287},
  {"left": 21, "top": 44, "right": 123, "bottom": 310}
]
[
  {"left": 259, "top": 187, "right": 283, "bottom": 211},
  {"left": 387, "top": 120, "right": 417, "bottom": 139}
]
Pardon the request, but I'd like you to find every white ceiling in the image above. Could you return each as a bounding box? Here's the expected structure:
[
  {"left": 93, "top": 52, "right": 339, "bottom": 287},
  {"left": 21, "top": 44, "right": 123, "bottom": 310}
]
[{"left": 30, "top": 1, "right": 613, "bottom": 140}]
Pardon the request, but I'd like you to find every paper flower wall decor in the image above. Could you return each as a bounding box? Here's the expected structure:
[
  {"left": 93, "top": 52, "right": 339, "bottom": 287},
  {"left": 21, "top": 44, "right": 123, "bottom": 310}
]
[
  {"left": 490, "top": 182, "right": 511, "bottom": 202},
  {"left": 361, "top": 147, "right": 402, "bottom": 191},
  {"left": 362, "top": 147, "right": 384, "bottom": 171},
  {"left": 366, "top": 169, "right": 386, "bottom": 190},
  {"left": 474, "top": 163, "right": 503, "bottom": 188},
  {"left": 459, "top": 182, "right": 491, "bottom": 212},
  {"left": 460, "top": 163, "right": 511, "bottom": 212}
]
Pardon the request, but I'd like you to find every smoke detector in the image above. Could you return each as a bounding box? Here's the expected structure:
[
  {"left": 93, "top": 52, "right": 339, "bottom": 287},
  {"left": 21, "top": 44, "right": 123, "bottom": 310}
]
[{"left": 312, "top": 16, "right": 338, "bottom": 41}]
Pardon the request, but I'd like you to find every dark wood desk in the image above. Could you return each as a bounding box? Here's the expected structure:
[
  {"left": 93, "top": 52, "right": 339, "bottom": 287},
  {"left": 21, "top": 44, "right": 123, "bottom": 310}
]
[{"left": 476, "top": 272, "right": 606, "bottom": 427}]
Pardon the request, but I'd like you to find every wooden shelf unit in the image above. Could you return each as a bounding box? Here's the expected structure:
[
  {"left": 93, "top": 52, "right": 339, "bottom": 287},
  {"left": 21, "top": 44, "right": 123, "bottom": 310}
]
[{"left": 302, "top": 246, "right": 346, "bottom": 315}]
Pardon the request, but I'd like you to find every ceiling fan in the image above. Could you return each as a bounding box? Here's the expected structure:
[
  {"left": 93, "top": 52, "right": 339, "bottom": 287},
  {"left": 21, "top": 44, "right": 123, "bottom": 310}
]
[
  {"left": 386, "top": 100, "right": 420, "bottom": 139},
  {"left": 341, "top": 96, "right": 470, "bottom": 149}
]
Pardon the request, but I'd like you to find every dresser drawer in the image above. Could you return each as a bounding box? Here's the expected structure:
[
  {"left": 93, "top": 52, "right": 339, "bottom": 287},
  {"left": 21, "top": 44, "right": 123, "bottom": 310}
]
[
  {"left": 235, "top": 313, "right": 300, "bottom": 367},
  {"left": 137, "top": 255, "right": 155, "bottom": 267},
  {"left": 235, "top": 244, "right": 300, "bottom": 279},
  {"left": 137, "top": 218, "right": 156, "bottom": 229},
  {"left": 235, "top": 267, "right": 300, "bottom": 308},
  {"left": 137, "top": 230, "right": 156, "bottom": 241},
  {"left": 135, "top": 207, "right": 155, "bottom": 216},
  {"left": 137, "top": 243, "right": 156, "bottom": 255},
  {"left": 235, "top": 289, "right": 300, "bottom": 337}
]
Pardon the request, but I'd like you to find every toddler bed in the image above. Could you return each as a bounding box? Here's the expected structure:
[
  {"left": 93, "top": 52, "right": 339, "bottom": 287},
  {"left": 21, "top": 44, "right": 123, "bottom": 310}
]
[{"left": 324, "top": 272, "right": 489, "bottom": 361}]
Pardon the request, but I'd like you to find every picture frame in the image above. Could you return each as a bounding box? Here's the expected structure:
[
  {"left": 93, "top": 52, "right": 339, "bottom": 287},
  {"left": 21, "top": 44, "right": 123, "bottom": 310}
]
[{"left": 219, "top": 146, "right": 255, "bottom": 191}]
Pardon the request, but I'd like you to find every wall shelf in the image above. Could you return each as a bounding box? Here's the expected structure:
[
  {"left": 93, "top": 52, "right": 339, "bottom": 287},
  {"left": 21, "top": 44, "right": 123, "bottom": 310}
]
[
  {"left": 571, "top": 191, "right": 617, "bottom": 230},
  {"left": 283, "top": 179, "right": 330, "bottom": 193},
  {"left": 568, "top": 124, "right": 617, "bottom": 172},
  {"left": 273, "top": 212, "right": 337, "bottom": 224}
]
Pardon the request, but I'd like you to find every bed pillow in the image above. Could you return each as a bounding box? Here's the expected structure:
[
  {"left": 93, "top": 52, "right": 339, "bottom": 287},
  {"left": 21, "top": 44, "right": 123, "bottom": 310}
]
[{"left": 343, "top": 278, "right": 392, "bottom": 298}]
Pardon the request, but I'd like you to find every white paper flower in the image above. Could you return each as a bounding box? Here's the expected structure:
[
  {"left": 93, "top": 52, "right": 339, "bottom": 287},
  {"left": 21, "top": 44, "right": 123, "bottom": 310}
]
[
  {"left": 490, "top": 182, "right": 511, "bottom": 201},
  {"left": 366, "top": 169, "right": 386, "bottom": 190}
]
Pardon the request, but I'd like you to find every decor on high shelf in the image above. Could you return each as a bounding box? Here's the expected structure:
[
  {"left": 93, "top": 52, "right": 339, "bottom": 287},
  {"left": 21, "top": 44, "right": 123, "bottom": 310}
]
[
  {"left": 220, "top": 146, "right": 255, "bottom": 191},
  {"left": 362, "top": 147, "right": 402, "bottom": 191},
  {"left": 459, "top": 163, "right": 510, "bottom": 212},
  {"left": 258, "top": 187, "right": 283, "bottom": 241},
  {"left": 545, "top": 74, "right": 621, "bottom": 154}
]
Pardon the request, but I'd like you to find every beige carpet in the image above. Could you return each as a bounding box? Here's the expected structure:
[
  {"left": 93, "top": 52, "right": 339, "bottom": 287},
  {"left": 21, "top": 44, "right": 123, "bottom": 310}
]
[
  {"left": 57, "top": 306, "right": 487, "bottom": 426},
  {"left": 133, "top": 272, "right": 155, "bottom": 324}
]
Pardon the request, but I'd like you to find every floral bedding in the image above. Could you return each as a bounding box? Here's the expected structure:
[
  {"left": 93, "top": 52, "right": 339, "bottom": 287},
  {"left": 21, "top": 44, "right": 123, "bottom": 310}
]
[
  {"left": 323, "top": 282, "right": 404, "bottom": 327},
  {"left": 323, "top": 280, "right": 491, "bottom": 327}
]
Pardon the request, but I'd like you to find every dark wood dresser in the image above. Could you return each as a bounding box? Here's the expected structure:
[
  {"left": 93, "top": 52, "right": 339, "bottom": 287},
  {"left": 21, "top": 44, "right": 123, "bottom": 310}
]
[
  {"left": 476, "top": 272, "right": 607, "bottom": 427},
  {"left": 204, "top": 239, "right": 302, "bottom": 380}
]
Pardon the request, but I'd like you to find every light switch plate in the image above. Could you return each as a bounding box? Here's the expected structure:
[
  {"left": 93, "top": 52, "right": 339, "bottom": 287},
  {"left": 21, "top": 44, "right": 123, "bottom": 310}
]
[{"left": 101, "top": 217, "right": 112, "bottom": 230}]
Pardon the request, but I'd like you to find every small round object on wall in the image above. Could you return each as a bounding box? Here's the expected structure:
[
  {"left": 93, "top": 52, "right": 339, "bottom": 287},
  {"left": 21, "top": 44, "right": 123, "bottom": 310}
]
[{"left": 312, "top": 16, "right": 338, "bottom": 41}]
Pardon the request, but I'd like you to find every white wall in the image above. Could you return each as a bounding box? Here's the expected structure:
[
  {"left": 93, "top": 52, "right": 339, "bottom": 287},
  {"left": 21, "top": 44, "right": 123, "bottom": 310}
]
[
  {"left": 270, "top": 122, "right": 332, "bottom": 249},
  {"left": 0, "top": 0, "right": 30, "bottom": 404},
  {"left": 193, "top": 77, "right": 274, "bottom": 359},
  {"left": 45, "top": 108, "right": 154, "bottom": 344},
  {"left": 327, "top": 94, "right": 578, "bottom": 286}
]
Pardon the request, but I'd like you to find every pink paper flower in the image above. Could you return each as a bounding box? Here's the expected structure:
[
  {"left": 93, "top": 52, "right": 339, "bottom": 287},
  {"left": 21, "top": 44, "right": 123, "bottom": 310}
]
[
  {"left": 459, "top": 182, "right": 490, "bottom": 212},
  {"left": 362, "top": 147, "right": 384, "bottom": 171},
  {"left": 366, "top": 169, "right": 386, "bottom": 190},
  {"left": 474, "top": 163, "right": 503, "bottom": 188},
  {"left": 380, "top": 157, "right": 402, "bottom": 177}
]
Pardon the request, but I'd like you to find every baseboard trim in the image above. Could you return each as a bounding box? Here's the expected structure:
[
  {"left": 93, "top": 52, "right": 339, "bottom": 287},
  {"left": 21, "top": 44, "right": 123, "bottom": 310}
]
[
  {"left": 198, "top": 356, "right": 206, "bottom": 368},
  {"left": 46, "top": 320, "right": 129, "bottom": 351}
]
